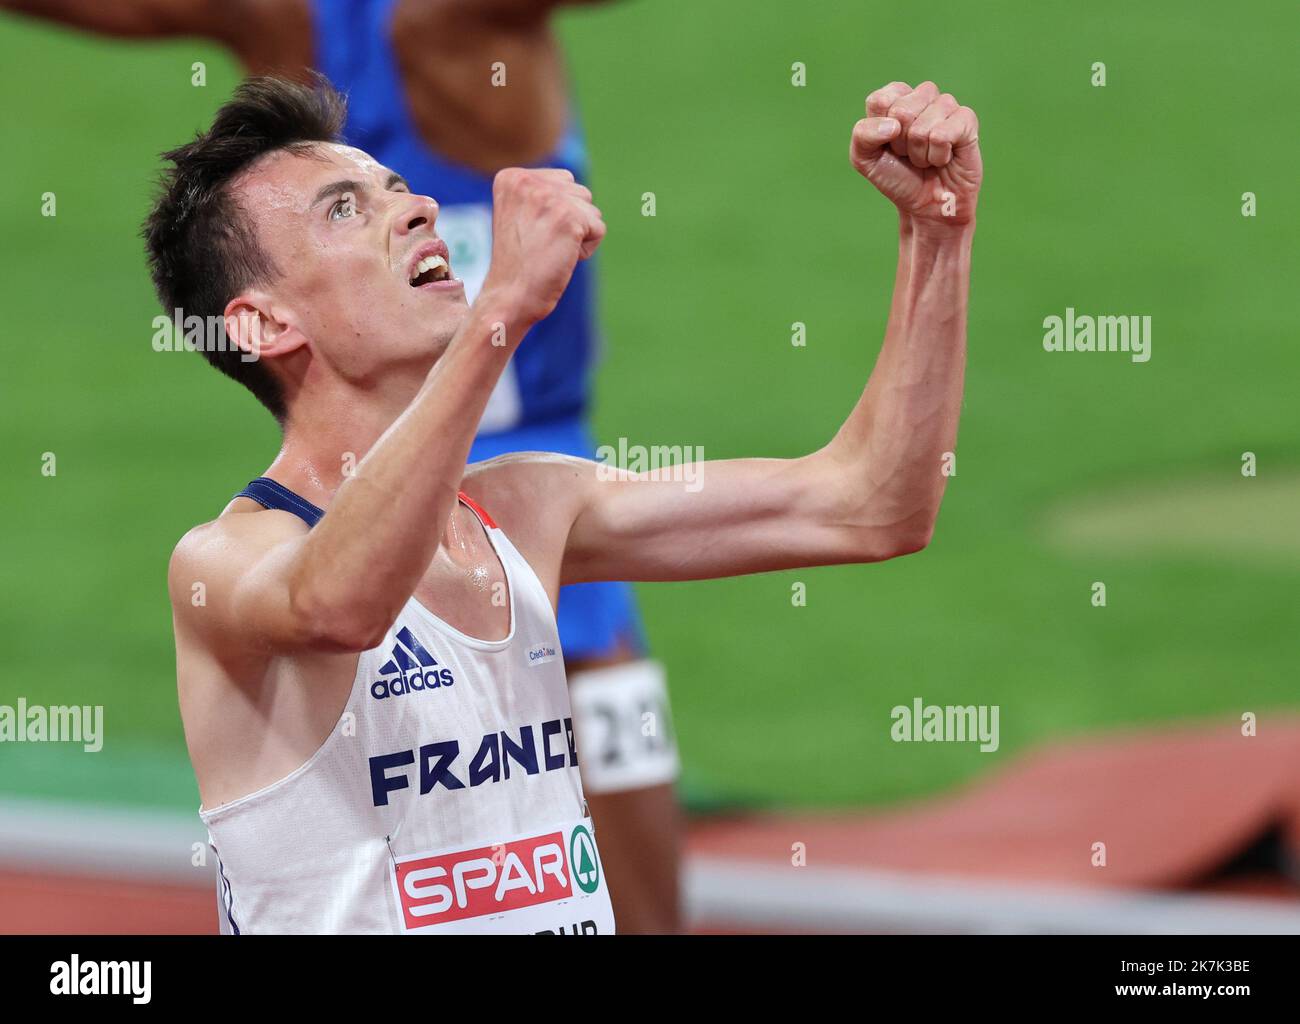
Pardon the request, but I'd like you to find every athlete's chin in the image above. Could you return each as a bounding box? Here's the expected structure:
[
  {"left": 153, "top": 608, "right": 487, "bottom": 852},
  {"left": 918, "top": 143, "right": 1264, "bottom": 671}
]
[
  {"left": 383, "top": 285, "right": 469, "bottom": 362},
  {"left": 420, "top": 281, "right": 470, "bottom": 329},
  {"left": 418, "top": 328, "right": 458, "bottom": 367}
]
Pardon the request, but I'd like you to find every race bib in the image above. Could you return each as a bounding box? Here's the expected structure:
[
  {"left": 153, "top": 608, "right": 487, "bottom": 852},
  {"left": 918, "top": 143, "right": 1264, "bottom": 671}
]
[
  {"left": 390, "top": 817, "right": 614, "bottom": 934},
  {"left": 569, "top": 660, "right": 680, "bottom": 793}
]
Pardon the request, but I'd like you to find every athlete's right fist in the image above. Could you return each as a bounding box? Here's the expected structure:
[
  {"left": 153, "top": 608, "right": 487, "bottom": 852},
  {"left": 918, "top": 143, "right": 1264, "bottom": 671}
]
[
  {"left": 481, "top": 167, "right": 606, "bottom": 327},
  {"left": 850, "top": 81, "right": 982, "bottom": 227}
]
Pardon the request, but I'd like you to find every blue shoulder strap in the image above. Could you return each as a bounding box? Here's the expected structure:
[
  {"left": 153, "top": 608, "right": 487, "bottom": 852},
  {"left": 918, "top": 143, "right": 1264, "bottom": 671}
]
[{"left": 235, "top": 477, "right": 324, "bottom": 529}]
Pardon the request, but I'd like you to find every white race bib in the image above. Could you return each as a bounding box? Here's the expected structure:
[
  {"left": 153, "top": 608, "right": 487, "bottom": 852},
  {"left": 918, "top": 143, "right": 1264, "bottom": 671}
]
[
  {"left": 569, "top": 661, "right": 680, "bottom": 793},
  {"left": 390, "top": 817, "right": 614, "bottom": 934}
]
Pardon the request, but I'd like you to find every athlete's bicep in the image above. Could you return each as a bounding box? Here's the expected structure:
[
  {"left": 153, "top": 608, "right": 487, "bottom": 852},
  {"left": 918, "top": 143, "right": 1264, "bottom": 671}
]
[
  {"left": 561, "top": 450, "right": 891, "bottom": 584},
  {"left": 168, "top": 513, "right": 325, "bottom": 655}
]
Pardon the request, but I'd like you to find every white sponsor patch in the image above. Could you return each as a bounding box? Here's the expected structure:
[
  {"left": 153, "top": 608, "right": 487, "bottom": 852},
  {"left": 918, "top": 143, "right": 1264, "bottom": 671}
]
[{"left": 526, "top": 643, "right": 560, "bottom": 667}]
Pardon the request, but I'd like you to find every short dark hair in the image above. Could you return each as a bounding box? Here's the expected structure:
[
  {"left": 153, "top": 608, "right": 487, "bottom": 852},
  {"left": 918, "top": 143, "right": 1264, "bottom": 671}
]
[{"left": 143, "top": 74, "right": 347, "bottom": 422}]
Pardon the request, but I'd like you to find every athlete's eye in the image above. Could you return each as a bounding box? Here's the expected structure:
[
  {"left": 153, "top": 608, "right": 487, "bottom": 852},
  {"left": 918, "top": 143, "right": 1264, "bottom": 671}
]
[{"left": 328, "top": 193, "right": 357, "bottom": 221}]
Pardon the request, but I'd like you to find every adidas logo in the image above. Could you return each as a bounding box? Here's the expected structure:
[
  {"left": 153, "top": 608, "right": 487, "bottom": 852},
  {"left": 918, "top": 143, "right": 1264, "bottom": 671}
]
[{"left": 371, "top": 626, "right": 455, "bottom": 700}]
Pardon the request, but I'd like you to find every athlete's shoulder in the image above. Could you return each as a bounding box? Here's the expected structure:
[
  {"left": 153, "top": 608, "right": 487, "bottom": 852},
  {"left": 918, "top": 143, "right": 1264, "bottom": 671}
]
[
  {"left": 462, "top": 451, "right": 596, "bottom": 543},
  {"left": 463, "top": 449, "right": 594, "bottom": 499},
  {"left": 166, "top": 499, "right": 309, "bottom": 613}
]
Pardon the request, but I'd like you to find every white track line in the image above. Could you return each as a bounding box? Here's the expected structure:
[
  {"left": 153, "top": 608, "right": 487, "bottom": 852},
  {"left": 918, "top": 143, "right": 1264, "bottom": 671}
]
[
  {"left": 4, "top": 797, "right": 1299, "bottom": 933},
  {"left": 0, "top": 796, "right": 211, "bottom": 885},
  {"left": 686, "top": 858, "right": 1300, "bottom": 934}
]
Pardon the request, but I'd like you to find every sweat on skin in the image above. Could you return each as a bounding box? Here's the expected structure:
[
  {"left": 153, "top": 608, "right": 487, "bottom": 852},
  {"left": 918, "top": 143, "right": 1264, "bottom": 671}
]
[{"left": 162, "top": 77, "right": 980, "bottom": 935}]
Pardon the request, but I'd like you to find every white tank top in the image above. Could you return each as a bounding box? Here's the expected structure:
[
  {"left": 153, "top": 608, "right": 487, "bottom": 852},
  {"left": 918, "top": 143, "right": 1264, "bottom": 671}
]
[{"left": 199, "top": 487, "right": 614, "bottom": 935}]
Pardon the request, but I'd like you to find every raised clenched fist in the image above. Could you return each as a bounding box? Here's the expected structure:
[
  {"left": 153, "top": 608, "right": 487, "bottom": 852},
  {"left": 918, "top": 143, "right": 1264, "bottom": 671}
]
[
  {"left": 482, "top": 167, "right": 606, "bottom": 327},
  {"left": 850, "top": 81, "right": 982, "bottom": 226}
]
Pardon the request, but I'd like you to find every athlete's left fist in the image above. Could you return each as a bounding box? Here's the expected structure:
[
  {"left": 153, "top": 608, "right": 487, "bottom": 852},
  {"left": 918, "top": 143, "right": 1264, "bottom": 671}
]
[{"left": 850, "top": 81, "right": 982, "bottom": 226}]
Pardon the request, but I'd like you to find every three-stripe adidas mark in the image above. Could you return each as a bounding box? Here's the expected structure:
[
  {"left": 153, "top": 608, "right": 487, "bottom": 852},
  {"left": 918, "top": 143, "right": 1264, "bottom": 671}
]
[{"left": 371, "top": 626, "right": 455, "bottom": 700}]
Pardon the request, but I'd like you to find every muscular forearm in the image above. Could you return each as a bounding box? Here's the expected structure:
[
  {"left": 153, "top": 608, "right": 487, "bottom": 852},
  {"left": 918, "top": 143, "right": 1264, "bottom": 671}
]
[
  {"left": 1, "top": 0, "right": 223, "bottom": 37},
  {"left": 2, "top": 0, "right": 314, "bottom": 81},
  {"left": 823, "top": 214, "right": 972, "bottom": 553},
  {"left": 563, "top": 82, "right": 978, "bottom": 583},
  {"left": 288, "top": 297, "right": 527, "bottom": 648},
  {"left": 565, "top": 213, "right": 972, "bottom": 584}
]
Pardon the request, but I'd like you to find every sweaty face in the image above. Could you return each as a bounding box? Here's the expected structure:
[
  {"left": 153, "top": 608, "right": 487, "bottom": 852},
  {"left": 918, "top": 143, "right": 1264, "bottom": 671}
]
[{"left": 235, "top": 143, "right": 468, "bottom": 385}]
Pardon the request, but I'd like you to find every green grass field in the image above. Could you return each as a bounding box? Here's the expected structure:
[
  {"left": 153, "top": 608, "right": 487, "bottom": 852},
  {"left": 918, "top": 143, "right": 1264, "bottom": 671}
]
[{"left": 1, "top": 0, "right": 1297, "bottom": 812}]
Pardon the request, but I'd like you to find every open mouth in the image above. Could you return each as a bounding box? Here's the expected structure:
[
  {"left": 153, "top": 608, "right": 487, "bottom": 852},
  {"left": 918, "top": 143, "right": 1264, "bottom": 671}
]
[{"left": 409, "top": 253, "right": 451, "bottom": 287}]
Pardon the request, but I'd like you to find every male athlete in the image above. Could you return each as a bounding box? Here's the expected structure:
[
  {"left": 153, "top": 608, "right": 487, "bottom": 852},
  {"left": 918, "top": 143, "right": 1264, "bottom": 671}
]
[
  {"left": 4, "top": 0, "right": 683, "bottom": 932},
  {"left": 151, "top": 73, "right": 978, "bottom": 933}
]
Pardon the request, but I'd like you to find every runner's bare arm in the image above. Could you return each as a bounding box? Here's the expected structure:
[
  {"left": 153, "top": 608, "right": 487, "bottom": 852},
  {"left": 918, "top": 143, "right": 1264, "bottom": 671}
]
[
  {"left": 553, "top": 83, "right": 981, "bottom": 584},
  {"left": 1, "top": 0, "right": 225, "bottom": 35},
  {"left": 0, "top": 0, "right": 313, "bottom": 75},
  {"left": 1, "top": 0, "right": 608, "bottom": 167},
  {"left": 169, "top": 168, "right": 604, "bottom": 654},
  {"left": 0, "top": 0, "right": 282, "bottom": 42}
]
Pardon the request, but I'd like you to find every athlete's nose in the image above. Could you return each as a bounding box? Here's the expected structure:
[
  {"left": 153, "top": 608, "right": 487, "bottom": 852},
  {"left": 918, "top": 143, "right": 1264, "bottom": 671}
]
[{"left": 396, "top": 194, "right": 439, "bottom": 236}]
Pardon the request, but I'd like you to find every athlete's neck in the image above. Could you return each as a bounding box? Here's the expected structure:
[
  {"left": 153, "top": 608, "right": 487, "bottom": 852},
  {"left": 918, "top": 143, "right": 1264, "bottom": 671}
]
[{"left": 266, "top": 366, "right": 430, "bottom": 507}]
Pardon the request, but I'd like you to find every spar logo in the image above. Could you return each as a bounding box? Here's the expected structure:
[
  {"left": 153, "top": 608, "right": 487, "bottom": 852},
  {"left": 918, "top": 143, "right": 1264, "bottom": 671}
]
[
  {"left": 569, "top": 825, "right": 599, "bottom": 894},
  {"left": 372, "top": 626, "right": 454, "bottom": 700},
  {"left": 394, "top": 824, "right": 601, "bottom": 930}
]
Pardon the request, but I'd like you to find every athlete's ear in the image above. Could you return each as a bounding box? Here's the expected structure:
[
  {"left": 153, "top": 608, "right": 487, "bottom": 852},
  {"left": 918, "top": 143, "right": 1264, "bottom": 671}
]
[{"left": 224, "top": 292, "right": 308, "bottom": 364}]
